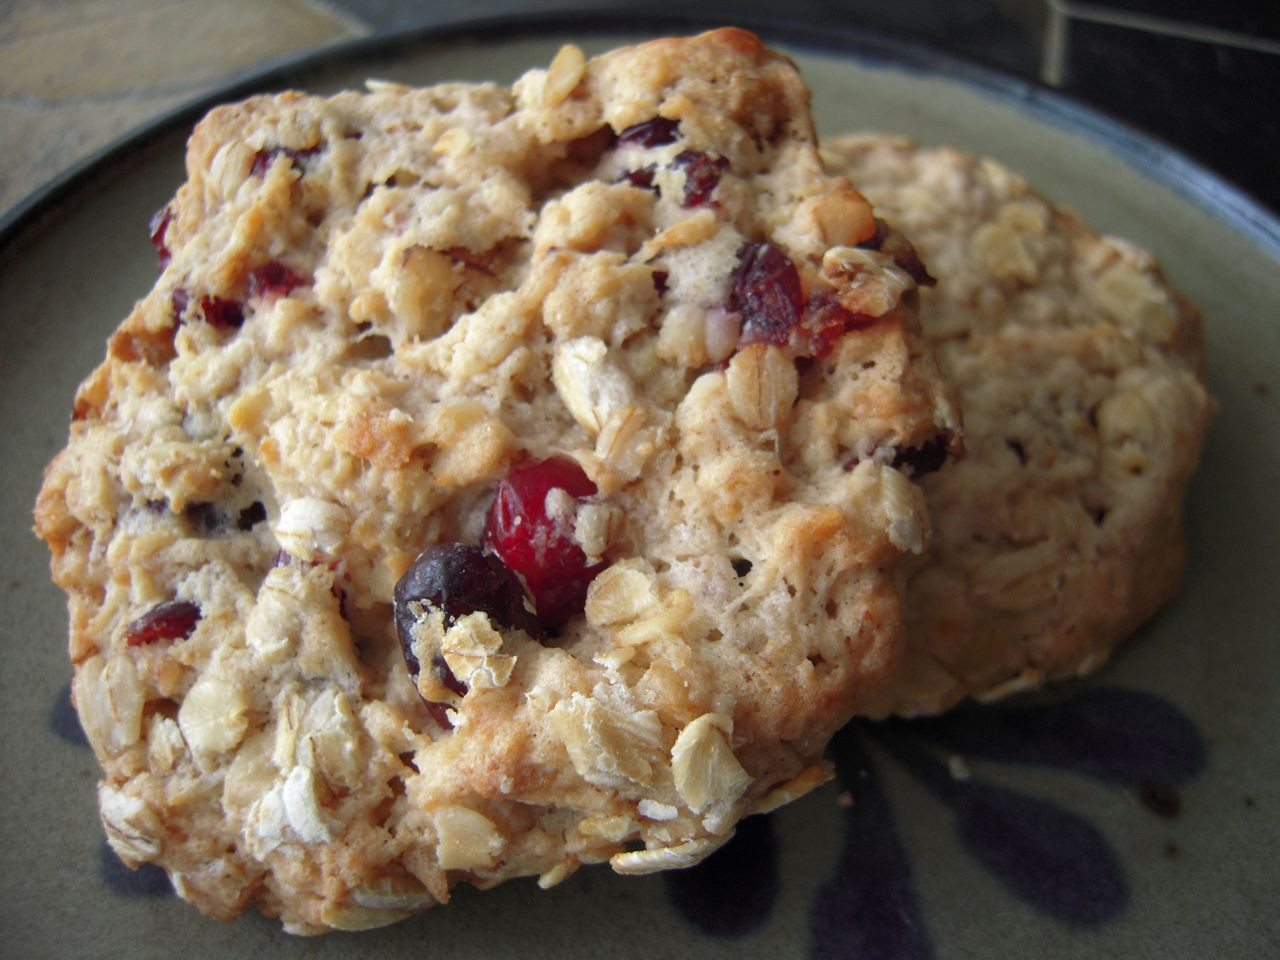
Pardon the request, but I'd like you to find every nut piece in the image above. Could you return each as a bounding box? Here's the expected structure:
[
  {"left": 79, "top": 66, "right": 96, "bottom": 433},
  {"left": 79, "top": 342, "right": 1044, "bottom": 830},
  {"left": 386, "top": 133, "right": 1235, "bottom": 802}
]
[
  {"left": 812, "top": 189, "right": 877, "bottom": 247},
  {"left": 725, "top": 344, "right": 798, "bottom": 431},
  {"left": 542, "top": 44, "right": 586, "bottom": 106},
  {"left": 432, "top": 804, "right": 505, "bottom": 870},
  {"left": 610, "top": 837, "right": 724, "bottom": 875},
  {"left": 178, "top": 674, "right": 250, "bottom": 757},
  {"left": 387, "top": 245, "right": 455, "bottom": 340},
  {"left": 670, "top": 713, "right": 752, "bottom": 815}
]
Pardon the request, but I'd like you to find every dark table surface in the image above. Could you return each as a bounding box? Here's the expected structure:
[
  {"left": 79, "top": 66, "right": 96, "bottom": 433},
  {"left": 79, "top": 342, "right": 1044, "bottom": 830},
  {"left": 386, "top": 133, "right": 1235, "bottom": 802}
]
[
  {"left": 330, "top": 0, "right": 1279, "bottom": 214},
  {"left": 3, "top": 0, "right": 1275, "bottom": 224}
]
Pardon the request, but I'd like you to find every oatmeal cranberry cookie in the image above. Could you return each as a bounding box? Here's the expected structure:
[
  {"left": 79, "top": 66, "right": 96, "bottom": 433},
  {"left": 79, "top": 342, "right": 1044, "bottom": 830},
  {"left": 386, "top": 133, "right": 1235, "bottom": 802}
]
[
  {"left": 35, "top": 32, "right": 959, "bottom": 932},
  {"left": 822, "top": 134, "right": 1211, "bottom": 717}
]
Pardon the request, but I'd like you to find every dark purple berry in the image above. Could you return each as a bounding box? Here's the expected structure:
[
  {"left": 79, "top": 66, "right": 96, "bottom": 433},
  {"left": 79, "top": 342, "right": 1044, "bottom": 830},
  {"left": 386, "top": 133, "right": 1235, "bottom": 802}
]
[
  {"left": 842, "top": 436, "right": 950, "bottom": 478},
  {"left": 393, "top": 543, "right": 542, "bottom": 676},
  {"left": 652, "top": 270, "right": 669, "bottom": 295},
  {"left": 617, "top": 117, "right": 680, "bottom": 147},
  {"left": 889, "top": 437, "right": 949, "bottom": 479},
  {"left": 672, "top": 150, "right": 729, "bottom": 207},
  {"left": 237, "top": 501, "right": 267, "bottom": 530},
  {"left": 200, "top": 295, "right": 244, "bottom": 329},
  {"left": 248, "top": 261, "right": 308, "bottom": 298},
  {"left": 126, "top": 600, "right": 201, "bottom": 646},
  {"left": 730, "top": 243, "right": 804, "bottom": 347},
  {"left": 183, "top": 501, "right": 223, "bottom": 535}
]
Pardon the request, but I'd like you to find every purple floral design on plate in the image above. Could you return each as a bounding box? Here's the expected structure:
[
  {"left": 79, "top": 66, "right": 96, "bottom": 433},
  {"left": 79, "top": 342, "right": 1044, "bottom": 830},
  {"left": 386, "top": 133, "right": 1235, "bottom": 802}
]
[
  {"left": 52, "top": 679, "right": 1205, "bottom": 934},
  {"left": 667, "top": 686, "right": 1206, "bottom": 956}
]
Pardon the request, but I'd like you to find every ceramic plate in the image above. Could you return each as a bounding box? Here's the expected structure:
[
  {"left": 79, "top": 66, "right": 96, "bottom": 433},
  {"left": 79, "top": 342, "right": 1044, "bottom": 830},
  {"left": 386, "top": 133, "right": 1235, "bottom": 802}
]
[{"left": 3, "top": 15, "right": 1277, "bottom": 959}]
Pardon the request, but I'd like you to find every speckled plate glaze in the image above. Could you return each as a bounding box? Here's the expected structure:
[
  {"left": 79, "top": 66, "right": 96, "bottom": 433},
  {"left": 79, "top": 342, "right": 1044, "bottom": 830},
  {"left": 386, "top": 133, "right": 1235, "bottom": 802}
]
[{"left": 3, "top": 15, "right": 1278, "bottom": 959}]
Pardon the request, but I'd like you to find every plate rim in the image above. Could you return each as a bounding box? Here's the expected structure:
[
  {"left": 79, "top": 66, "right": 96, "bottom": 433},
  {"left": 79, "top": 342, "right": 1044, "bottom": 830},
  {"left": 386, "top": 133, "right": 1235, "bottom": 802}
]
[{"left": 2, "top": 8, "right": 1278, "bottom": 259}]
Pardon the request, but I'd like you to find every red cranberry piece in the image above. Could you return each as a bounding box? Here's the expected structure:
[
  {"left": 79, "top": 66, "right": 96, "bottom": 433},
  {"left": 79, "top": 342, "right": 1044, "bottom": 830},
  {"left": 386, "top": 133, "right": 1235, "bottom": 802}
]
[
  {"left": 149, "top": 207, "right": 172, "bottom": 267},
  {"left": 730, "top": 243, "right": 805, "bottom": 347},
  {"left": 126, "top": 600, "right": 201, "bottom": 646},
  {"left": 250, "top": 144, "right": 321, "bottom": 177},
  {"left": 804, "top": 295, "right": 880, "bottom": 357},
  {"left": 484, "top": 457, "right": 605, "bottom": 630},
  {"left": 617, "top": 117, "right": 680, "bottom": 147},
  {"left": 621, "top": 164, "right": 658, "bottom": 190},
  {"left": 672, "top": 150, "right": 729, "bottom": 207},
  {"left": 652, "top": 270, "right": 669, "bottom": 294},
  {"left": 200, "top": 295, "right": 244, "bottom": 329},
  {"left": 248, "top": 261, "right": 307, "bottom": 298}
]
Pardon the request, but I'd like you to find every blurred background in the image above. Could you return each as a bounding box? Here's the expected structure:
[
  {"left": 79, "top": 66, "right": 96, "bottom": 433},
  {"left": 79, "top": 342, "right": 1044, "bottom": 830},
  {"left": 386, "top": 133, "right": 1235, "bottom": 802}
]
[{"left": 2, "top": 0, "right": 1276, "bottom": 217}]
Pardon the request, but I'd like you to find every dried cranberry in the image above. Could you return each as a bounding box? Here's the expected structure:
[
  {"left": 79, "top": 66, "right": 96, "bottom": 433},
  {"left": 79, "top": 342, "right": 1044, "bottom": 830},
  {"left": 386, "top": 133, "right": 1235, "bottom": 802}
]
[
  {"left": 149, "top": 207, "right": 172, "bottom": 267},
  {"left": 248, "top": 261, "right": 307, "bottom": 298},
  {"left": 672, "top": 150, "right": 729, "bottom": 207},
  {"left": 843, "top": 436, "right": 950, "bottom": 478},
  {"left": 237, "top": 501, "right": 267, "bottom": 530},
  {"left": 621, "top": 164, "right": 658, "bottom": 191},
  {"left": 484, "top": 457, "right": 605, "bottom": 630},
  {"left": 652, "top": 270, "right": 669, "bottom": 295},
  {"left": 617, "top": 117, "right": 680, "bottom": 147},
  {"left": 730, "top": 243, "right": 804, "bottom": 347},
  {"left": 393, "top": 543, "right": 542, "bottom": 676},
  {"left": 126, "top": 600, "right": 201, "bottom": 646},
  {"left": 805, "top": 295, "right": 880, "bottom": 357},
  {"left": 890, "top": 437, "right": 949, "bottom": 479},
  {"left": 250, "top": 144, "right": 321, "bottom": 177},
  {"left": 183, "top": 501, "right": 223, "bottom": 535},
  {"left": 199, "top": 295, "right": 244, "bottom": 329}
]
